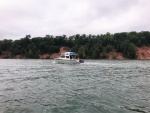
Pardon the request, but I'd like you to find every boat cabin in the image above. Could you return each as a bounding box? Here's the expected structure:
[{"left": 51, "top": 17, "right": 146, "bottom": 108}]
[{"left": 60, "top": 52, "right": 79, "bottom": 59}]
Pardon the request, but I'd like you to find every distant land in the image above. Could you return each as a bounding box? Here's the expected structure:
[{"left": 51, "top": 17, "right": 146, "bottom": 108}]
[{"left": 0, "top": 31, "right": 150, "bottom": 59}]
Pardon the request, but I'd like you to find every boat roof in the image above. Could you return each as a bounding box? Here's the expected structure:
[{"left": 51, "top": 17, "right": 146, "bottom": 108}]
[{"left": 64, "top": 52, "right": 76, "bottom": 55}]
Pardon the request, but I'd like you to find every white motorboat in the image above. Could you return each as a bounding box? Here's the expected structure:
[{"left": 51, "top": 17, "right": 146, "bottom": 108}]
[{"left": 54, "top": 52, "right": 84, "bottom": 64}]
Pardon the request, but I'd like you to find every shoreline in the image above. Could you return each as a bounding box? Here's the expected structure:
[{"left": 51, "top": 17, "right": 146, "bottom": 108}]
[{"left": 1, "top": 46, "right": 150, "bottom": 60}]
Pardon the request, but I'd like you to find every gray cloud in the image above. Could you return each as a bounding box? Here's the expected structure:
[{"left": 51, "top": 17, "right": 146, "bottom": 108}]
[{"left": 0, "top": 0, "right": 150, "bottom": 39}]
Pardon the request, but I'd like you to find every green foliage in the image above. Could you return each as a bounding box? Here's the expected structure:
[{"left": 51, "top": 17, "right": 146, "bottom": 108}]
[
  {"left": 89, "top": 44, "right": 100, "bottom": 59},
  {"left": 0, "top": 31, "right": 150, "bottom": 59},
  {"left": 92, "top": 48, "right": 100, "bottom": 59},
  {"left": 100, "top": 53, "right": 108, "bottom": 59},
  {"left": 25, "top": 50, "right": 39, "bottom": 59},
  {"left": 77, "top": 46, "right": 86, "bottom": 58},
  {"left": 126, "top": 43, "right": 137, "bottom": 58},
  {"left": 106, "top": 45, "right": 113, "bottom": 53}
]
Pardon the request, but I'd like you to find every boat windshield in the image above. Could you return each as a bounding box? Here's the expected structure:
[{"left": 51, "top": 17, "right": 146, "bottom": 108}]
[
  {"left": 70, "top": 55, "right": 79, "bottom": 59},
  {"left": 66, "top": 56, "right": 69, "bottom": 58}
]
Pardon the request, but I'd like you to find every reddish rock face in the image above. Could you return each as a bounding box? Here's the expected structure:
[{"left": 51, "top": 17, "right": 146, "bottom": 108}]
[{"left": 137, "top": 46, "right": 150, "bottom": 60}]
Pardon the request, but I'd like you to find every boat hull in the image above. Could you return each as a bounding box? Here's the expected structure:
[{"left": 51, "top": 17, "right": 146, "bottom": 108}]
[{"left": 54, "top": 58, "right": 80, "bottom": 64}]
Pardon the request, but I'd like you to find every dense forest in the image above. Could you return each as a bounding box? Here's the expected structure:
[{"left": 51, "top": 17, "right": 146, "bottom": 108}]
[{"left": 0, "top": 31, "right": 150, "bottom": 59}]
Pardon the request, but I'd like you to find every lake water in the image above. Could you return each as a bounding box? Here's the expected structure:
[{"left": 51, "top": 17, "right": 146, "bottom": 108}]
[{"left": 0, "top": 60, "right": 150, "bottom": 113}]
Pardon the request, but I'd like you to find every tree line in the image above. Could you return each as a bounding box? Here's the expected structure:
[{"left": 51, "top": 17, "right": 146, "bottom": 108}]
[{"left": 0, "top": 31, "right": 150, "bottom": 59}]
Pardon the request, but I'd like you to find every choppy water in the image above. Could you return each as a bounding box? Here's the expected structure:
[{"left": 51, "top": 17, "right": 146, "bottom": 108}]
[{"left": 0, "top": 59, "right": 150, "bottom": 113}]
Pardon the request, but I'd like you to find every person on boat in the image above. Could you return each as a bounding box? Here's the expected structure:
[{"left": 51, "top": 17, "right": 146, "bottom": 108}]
[{"left": 70, "top": 55, "right": 72, "bottom": 59}]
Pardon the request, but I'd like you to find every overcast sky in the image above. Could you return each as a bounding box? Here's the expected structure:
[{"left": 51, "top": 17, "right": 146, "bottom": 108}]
[{"left": 0, "top": 0, "right": 150, "bottom": 40}]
